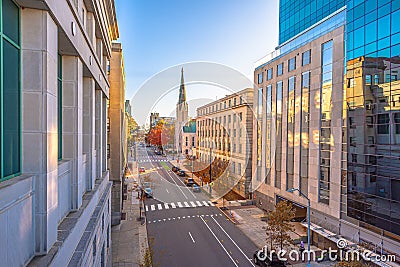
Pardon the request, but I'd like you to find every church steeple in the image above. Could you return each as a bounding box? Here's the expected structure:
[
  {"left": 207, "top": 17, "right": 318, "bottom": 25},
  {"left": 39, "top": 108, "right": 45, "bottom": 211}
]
[{"left": 178, "top": 67, "right": 186, "bottom": 104}]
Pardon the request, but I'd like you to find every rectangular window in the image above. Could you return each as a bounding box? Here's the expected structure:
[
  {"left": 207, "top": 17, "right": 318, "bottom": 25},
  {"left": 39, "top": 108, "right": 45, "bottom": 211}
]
[
  {"left": 302, "top": 50, "right": 311, "bottom": 66},
  {"left": 277, "top": 63, "right": 283, "bottom": 76},
  {"left": 288, "top": 57, "right": 296, "bottom": 71},
  {"left": 395, "top": 113, "right": 400, "bottom": 134},
  {"left": 300, "top": 72, "right": 310, "bottom": 196},
  {"left": 257, "top": 88, "right": 263, "bottom": 119},
  {"left": 377, "top": 113, "right": 390, "bottom": 134},
  {"left": 258, "top": 72, "right": 263, "bottom": 84},
  {"left": 267, "top": 68, "right": 273, "bottom": 80},
  {"left": 192, "top": 136, "right": 195, "bottom": 147},
  {"left": 286, "top": 77, "right": 295, "bottom": 190},
  {"left": 1, "top": 0, "right": 21, "bottom": 181},
  {"left": 365, "top": 74, "right": 372, "bottom": 85},
  {"left": 319, "top": 40, "right": 333, "bottom": 205},
  {"left": 107, "top": 144, "right": 110, "bottom": 159},
  {"left": 275, "top": 81, "right": 283, "bottom": 189}
]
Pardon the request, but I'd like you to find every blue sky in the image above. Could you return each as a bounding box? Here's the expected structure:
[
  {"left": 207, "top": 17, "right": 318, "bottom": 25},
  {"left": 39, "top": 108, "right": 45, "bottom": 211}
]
[{"left": 114, "top": 0, "right": 279, "bottom": 124}]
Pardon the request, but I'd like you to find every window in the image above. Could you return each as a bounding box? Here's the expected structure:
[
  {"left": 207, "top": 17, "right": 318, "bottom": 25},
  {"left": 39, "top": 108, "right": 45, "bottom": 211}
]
[
  {"left": 107, "top": 144, "right": 110, "bottom": 158},
  {"left": 365, "top": 75, "right": 372, "bottom": 85},
  {"left": 302, "top": 50, "right": 311, "bottom": 66},
  {"left": 374, "top": 74, "right": 380, "bottom": 84},
  {"left": 394, "top": 113, "right": 400, "bottom": 134},
  {"left": 368, "top": 136, "right": 375, "bottom": 145},
  {"left": 349, "top": 117, "right": 355, "bottom": 128},
  {"left": 238, "top": 163, "right": 241, "bottom": 174},
  {"left": 185, "top": 136, "right": 188, "bottom": 146},
  {"left": 192, "top": 136, "right": 195, "bottom": 147},
  {"left": 58, "top": 54, "right": 63, "bottom": 160},
  {"left": 92, "top": 235, "right": 97, "bottom": 262},
  {"left": 366, "top": 116, "right": 373, "bottom": 127},
  {"left": 1, "top": 0, "right": 21, "bottom": 181},
  {"left": 258, "top": 88, "right": 263, "bottom": 118},
  {"left": 228, "top": 115, "right": 231, "bottom": 123},
  {"left": 288, "top": 57, "right": 296, "bottom": 71},
  {"left": 258, "top": 72, "right": 263, "bottom": 84},
  {"left": 229, "top": 100, "right": 231, "bottom": 107},
  {"left": 377, "top": 113, "right": 390, "bottom": 134},
  {"left": 277, "top": 63, "right": 283, "bottom": 76},
  {"left": 352, "top": 154, "right": 357, "bottom": 163},
  {"left": 233, "top": 98, "right": 236, "bottom": 106},
  {"left": 267, "top": 68, "right": 273, "bottom": 80}
]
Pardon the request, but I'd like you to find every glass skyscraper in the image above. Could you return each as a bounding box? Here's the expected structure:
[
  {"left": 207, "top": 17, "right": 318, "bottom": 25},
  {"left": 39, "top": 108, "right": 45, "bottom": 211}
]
[
  {"left": 279, "top": 0, "right": 345, "bottom": 44},
  {"left": 344, "top": 0, "right": 400, "bottom": 241}
]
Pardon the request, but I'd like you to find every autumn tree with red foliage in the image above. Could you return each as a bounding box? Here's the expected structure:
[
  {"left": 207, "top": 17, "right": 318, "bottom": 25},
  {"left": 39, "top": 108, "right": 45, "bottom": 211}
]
[{"left": 146, "top": 120, "right": 174, "bottom": 152}]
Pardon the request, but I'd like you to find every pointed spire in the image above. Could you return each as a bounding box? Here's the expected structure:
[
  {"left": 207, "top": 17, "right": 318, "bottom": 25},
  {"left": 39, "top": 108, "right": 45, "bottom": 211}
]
[{"left": 178, "top": 67, "right": 186, "bottom": 104}]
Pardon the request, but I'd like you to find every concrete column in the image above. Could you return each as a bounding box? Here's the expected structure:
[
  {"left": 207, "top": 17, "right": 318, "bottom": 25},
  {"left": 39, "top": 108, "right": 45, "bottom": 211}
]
[
  {"left": 62, "top": 56, "right": 84, "bottom": 210},
  {"left": 21, "top": 8, "right": 59, "bottom": 253},
  {"left": 83, "top": 77, "right": 96, "bottom": 190},
  {"left": 86, "top": 12, "right": 96, "bottom": 47},
  {"left": 95, "top": 90, "right": 103, "bottom": 178}
]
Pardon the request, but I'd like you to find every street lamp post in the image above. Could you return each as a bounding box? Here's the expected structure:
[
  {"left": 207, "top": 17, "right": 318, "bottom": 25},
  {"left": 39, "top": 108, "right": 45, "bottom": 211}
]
[{"left": 288, "top": 188, "right": 311, "bottom": 267}]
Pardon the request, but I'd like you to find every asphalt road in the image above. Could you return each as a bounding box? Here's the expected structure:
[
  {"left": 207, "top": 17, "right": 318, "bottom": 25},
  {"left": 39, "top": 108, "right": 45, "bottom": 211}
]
[{"left": 137, "top": 146, "right": 258, "bottom": 267}]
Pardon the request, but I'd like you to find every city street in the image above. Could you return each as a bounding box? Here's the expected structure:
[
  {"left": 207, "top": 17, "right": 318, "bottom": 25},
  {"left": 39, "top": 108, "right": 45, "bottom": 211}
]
[{"left": 136, "top": 146, "right": 258, "bottom": 267}]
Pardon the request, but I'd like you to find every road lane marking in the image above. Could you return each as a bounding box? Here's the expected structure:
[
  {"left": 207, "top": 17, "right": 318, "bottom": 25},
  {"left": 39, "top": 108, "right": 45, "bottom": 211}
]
[
  {"left": 200, "top": 217, "right": 238, "bottom": 267},
  {"left": 190, "top": 201, "right": 196, "bottom": 207},
  {"left": 208, "top": 201, "right": 215, "bottom": 206},
  {"left": 171, "top": 203, "right": 176, "bottom": 208},
  {"left": 212, "top": 216, "right": 256, "bottom": 267},
  {"left": 162, "top": 165, "right": 188, "bottom": 199},
  {"left": 151, "top": 205, "right": 155, "bottom": 211},
  {"left": 164, "top": 203, "right": 169, "bottom": 209},
  {"left": 177, "top": 202, "right": 183, "bottom": 208},
  {"left": 196, "top": 201, "right": 203, "bottom": 206},
  {"left": 166, "top": 188, "right": 169, "bottom": 194},
  {"left": 184, "top": 202, "right": 190, "bottom": 207},
  {"left": 157, "top": 204, "right": 162, "bottom": 210},
  {"left": 188, "top": 232, "right": 195, "bottom": 243},
  {"left": 202, "top": 201, "right": 209, "bottom": 206},
  {"left": 145, "top": 206, "right": 149, "bottom": 211}
]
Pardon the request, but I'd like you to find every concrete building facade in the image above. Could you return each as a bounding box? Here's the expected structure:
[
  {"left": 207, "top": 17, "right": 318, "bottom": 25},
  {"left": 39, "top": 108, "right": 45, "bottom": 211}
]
[
  {"left": 196, "top": 88, "right": 254, "bottom": 199},
  {"left": 253, "top": 9, "right": 346, "bottom": 247},
  {"left": 182, "top": 120, "right": 197, "bottom": 156},
  {"left": 0, "top": 0, "right": 118, "bottom": 265},
  {"left": 255, "top": 0, "right": 400, "bottom": 256},
  {"left": 108, "top": 42, "right": 127, "bottom": 226}
]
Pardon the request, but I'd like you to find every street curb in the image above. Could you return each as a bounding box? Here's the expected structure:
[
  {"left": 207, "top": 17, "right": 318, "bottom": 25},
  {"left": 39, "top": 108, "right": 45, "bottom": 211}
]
[
  {"left": 138, "top": 204, "right": 151, "bottom": 267},
  {"left": 216, "top": 205, "right": 238, "bottom": 225}
]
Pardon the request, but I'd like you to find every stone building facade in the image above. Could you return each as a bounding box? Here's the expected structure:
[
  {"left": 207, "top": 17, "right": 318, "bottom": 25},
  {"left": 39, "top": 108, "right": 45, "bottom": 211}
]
[
  {"left": 196, "top": 88, "right": 254, "bottom": 198},
  {"left": 0, "top": 0, "right": 118, "bottom": 265}
]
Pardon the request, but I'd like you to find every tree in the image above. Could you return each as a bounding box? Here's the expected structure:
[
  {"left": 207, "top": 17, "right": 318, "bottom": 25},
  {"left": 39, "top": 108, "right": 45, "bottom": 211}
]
[
  {"left": 146, "top": 119, "right": 174, "bottom": 152},
  {"left": 126, "top": 114, "right": 139, "bottom": 146},
  {"left": 266, "top": 200, "right": 296, "bottom": 250}
]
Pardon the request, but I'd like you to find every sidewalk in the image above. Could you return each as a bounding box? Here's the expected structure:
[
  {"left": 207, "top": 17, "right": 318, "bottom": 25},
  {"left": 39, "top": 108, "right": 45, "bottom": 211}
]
[{"left": 112, "top": 160, "right": 149, "bottom": 267}]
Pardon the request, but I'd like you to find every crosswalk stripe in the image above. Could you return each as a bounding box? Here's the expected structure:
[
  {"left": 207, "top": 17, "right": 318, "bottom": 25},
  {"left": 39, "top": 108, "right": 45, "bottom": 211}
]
[
  {"left": 157, "top": 204, "right": 163, "bottom": 210},
  {"left": 145, "top": 206, "right": 149, "bottom": 211},
  {"left": 202, "top": 201, "right": 209, "bottom": 206},
  {"left": 151, "top": 205, "right": 155, "bottom": 211},
  {"left": 171, "top": 203, "right": 176, "bottom": 208},
  {"left": 177, "top": 202, "right": 183, "bottom": 208},
  {"left": 196, "top": 201, "right": 203, "bottom": 206},
  {"left": 190, "top": 201, "right": 196, "bottom": 207},
  {"left": 164, "top": 203, "right": 169, "bottom": 209},
  {"left": 208, "top": 201, "right": 215, "bottom": 206},
  {"left": 184, "top": 202, "right": 190, "bottom": 207}
]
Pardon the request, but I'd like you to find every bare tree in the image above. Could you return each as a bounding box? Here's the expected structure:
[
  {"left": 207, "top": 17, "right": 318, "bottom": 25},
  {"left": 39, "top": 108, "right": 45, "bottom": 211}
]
[{"left": 265, "top": 201, "right": 295, "bottom": 250}]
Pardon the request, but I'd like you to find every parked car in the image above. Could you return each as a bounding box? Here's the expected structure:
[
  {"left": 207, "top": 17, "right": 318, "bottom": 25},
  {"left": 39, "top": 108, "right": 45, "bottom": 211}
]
[
  {"left": 155, "top": 150, "right": 162, "bottom": 155},
  {"left": 178, "top": 170, "right": 186, "bottom": 177},
  {"left": 144, "top": 187, "right": 153, "bottom": 198},
  {"left": 253, "top": 250, "right": 286, "bottom": 267},
  {"left": 172, "top": 166, "right": 179, "bottom": 172},
  {"left": 185, "top": 178, "right": 195, "bottom": 187},
  {"left": 139, "top": 167, "right": 145, "bottom": 173},
  {"left": 192, "top": 184, "right": 201, "bottom": 192}
]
